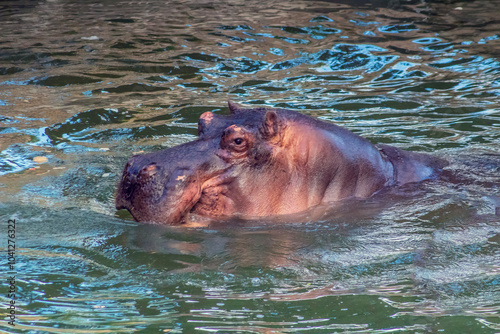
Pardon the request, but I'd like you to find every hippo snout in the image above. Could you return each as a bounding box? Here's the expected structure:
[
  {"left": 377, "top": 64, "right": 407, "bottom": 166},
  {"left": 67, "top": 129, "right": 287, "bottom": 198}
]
[
  {"left": 115, "top": 148, "right": 207, "bottom": 224},
  {"left": 115, "top": 157, "right": 166, "bottom": 213}
]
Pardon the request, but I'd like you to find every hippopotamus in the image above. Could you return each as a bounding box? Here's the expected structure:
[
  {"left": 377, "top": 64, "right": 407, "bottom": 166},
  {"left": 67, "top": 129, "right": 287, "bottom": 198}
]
[{"left": 116, "top": 101, "right": 445, "bottom": 225}]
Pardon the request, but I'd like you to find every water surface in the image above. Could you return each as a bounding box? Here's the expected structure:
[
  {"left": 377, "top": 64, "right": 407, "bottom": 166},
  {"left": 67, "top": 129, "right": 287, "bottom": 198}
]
[{"left": 1, "top": 0, "right": 499, "bottom": 332}]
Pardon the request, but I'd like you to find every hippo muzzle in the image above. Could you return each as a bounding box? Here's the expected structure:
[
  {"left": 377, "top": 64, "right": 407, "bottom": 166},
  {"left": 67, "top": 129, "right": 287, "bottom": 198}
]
[{"left": 116, "top": 139, "right": 227, "bottom": 224}]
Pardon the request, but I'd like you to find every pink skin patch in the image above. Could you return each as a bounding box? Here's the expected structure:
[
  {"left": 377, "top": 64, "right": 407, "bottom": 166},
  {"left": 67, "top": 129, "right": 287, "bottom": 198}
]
[{"left": 200, "top": 112, "right": 214, "bottom": 125}]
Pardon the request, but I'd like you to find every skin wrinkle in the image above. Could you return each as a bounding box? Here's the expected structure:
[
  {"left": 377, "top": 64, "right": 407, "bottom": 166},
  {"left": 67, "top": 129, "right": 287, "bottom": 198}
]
[
  {"left": 293, "top": 128, "right": 323, "bottom": 207},
  {"left": 265, "top": 128, "right": 301, "bottom": 212},
  {"left": 194, "top": 167, "right": 237, "bottom": 217}
]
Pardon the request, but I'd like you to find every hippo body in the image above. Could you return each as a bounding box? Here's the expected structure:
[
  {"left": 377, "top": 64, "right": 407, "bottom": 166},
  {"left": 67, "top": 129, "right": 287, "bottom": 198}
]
[{"left": 116, "top": 102, "right": 445, "bottom": 225}]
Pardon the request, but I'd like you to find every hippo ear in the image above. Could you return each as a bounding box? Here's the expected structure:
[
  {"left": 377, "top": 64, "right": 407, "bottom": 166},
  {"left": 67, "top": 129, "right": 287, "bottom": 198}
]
[
  {"left": 228, "top": 100, "right": 243, "bottom": 115},
  {"left": 260, "top": 111, "right": 281, "bottom": 140}
]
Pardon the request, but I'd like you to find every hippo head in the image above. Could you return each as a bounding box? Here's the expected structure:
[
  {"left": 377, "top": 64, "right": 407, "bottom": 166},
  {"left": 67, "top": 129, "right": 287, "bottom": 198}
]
[{"left": 116, "top": 101, "right": 285, "bottom": 224}]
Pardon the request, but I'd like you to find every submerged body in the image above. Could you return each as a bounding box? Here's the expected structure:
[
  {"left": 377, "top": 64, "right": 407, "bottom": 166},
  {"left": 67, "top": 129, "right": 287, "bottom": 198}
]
[{"left": 116, "top": 101, "right": 445, "bottom": 224}]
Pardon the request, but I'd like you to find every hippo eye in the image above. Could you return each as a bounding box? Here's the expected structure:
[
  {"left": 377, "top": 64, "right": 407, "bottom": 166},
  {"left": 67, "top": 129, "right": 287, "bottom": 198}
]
[{"left": 233, "top": 138, "right": 244, "bottom": 145}]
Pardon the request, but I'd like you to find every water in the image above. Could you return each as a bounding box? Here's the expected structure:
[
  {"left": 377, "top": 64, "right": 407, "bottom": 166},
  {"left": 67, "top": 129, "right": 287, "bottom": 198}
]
[{"left": 1, "top": 0, "right": 499, "bottom": 332}]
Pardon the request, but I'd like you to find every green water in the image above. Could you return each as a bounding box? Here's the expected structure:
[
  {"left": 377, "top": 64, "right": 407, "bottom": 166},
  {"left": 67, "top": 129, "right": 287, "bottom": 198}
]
[{"left": 1, "top": 0, "right": 499, "bottom": 332}]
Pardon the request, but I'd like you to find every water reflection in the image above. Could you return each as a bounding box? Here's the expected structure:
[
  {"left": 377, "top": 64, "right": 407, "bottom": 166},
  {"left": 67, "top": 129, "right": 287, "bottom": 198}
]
[{"left": 0, "top": 0, "right": 499, "bottom": 332}]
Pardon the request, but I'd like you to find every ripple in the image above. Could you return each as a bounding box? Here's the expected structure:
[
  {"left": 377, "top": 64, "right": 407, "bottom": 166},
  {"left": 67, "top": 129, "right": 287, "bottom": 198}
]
[
  {"left": 31, "top": 75, "right": 102, "bottom": 87},
  {"left": 106, "top": 64, "right": 200, "bottom": 76},
  {"left": 0, "top": 144, "right": 36, "bottom": 175},
  {"left": 378, "top": 23, "right": 419, "bottom": 34},
  {"left": 0, "top": 66, "right": 24, "bottom": 75},
  {"left": 45, "top": 108, "right": 134, "bottom": 144},
  {"left": 313, "top": 44, "right": 398, "bottom": 73}
]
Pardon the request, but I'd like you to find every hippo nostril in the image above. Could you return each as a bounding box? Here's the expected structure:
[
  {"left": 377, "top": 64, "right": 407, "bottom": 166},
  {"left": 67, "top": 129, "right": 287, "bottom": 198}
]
[{"left": 138, "top": 163, "right": 158, "bottom": 179}]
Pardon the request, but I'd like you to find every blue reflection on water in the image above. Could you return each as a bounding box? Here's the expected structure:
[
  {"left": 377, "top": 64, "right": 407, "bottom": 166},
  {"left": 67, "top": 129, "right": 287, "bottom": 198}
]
[
  {"left": 0, "top": 145, "right": 36, "bottom": 175},
  {"left": 350, "top": 19, "right": 379, "bottom": 26},
  {"left": 313, "top": 44, "right": 398, "bottom": 73},
  {"left": 413, "top": 37, "right": 443, "bottom": 44},
  {"left": 378, "top": 24, "right": 418, "bottom": 33}
]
